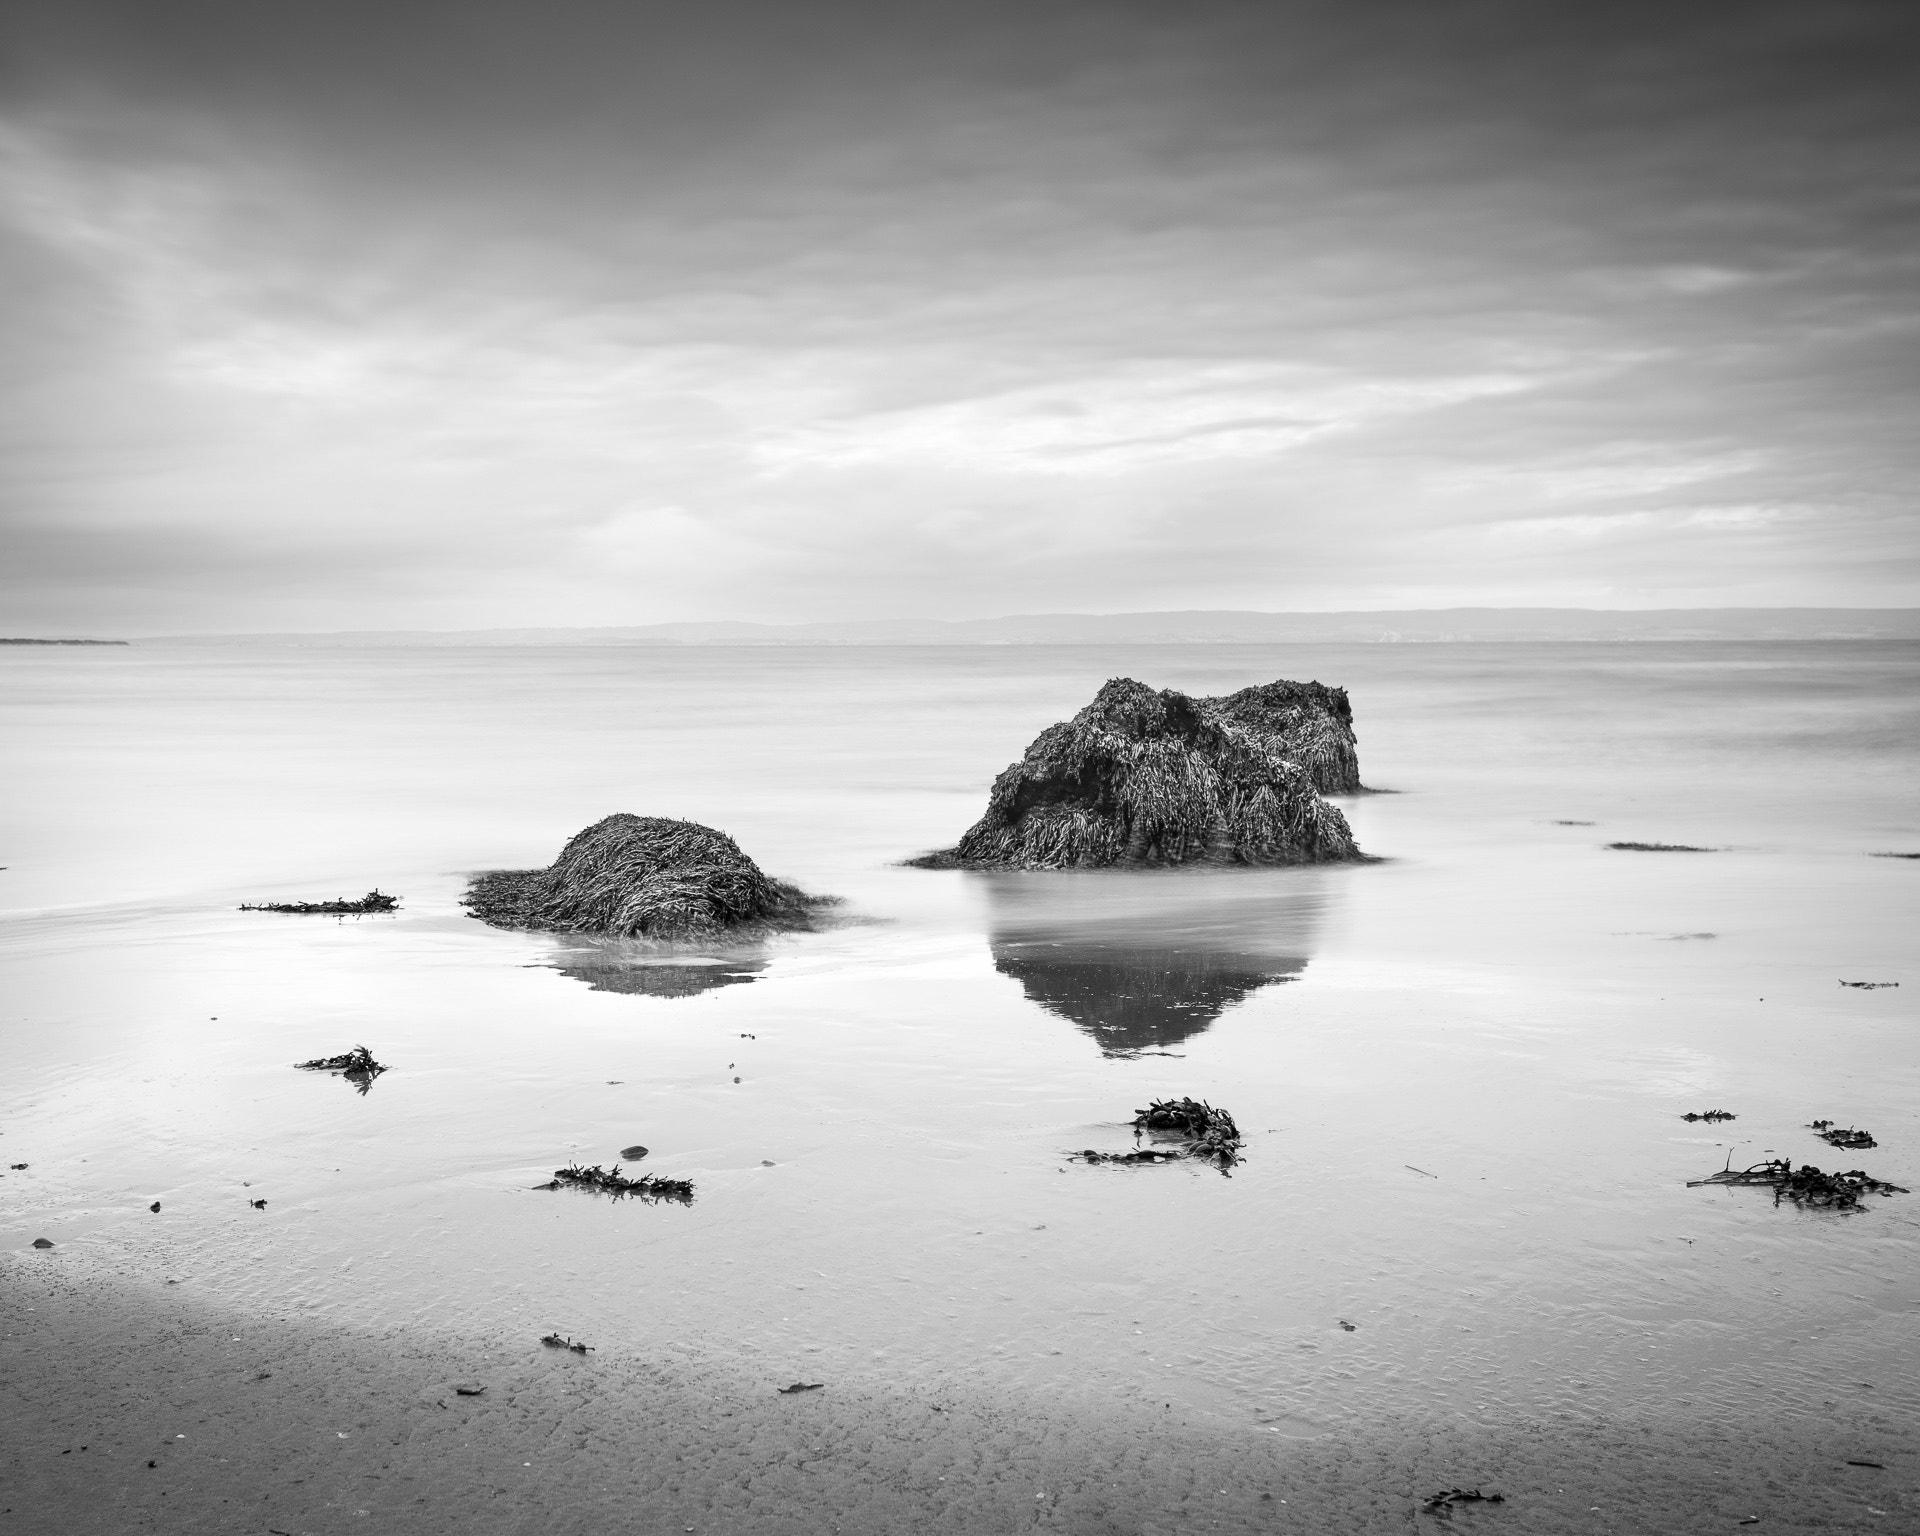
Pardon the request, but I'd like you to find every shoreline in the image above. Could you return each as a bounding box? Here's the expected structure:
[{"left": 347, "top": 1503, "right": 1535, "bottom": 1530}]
[{"left": 3, "top": 1256, "right": 1910, "bottom": 1534}]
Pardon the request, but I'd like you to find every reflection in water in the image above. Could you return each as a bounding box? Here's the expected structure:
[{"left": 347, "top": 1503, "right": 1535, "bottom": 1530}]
[
  {"left": 981, "top": 870, "right": 1328, "bottom": 1055},
  {"left": 540, "top": 938, "right": 768, "bottom": 999}
]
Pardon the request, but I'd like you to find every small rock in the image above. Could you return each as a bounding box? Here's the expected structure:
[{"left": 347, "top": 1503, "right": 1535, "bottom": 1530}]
[
  {"left": 761, "top": 1159, "right": 776, "bottom": 1167},
  {"left": 32, "top": 1237, "right": 54, "bottom": 1249},
  {"left": 250, "top": 1199, "right": 268, "bottom": 1209},
  {"left": 150, "top": 1202, "right": 161, "bottom": 1214},
  {"left": 619, "top": 1145, "right": 649, "bottom": 1161},
  {"left": 454, "top": 1384, "right": 487, "bottom": 1396}
]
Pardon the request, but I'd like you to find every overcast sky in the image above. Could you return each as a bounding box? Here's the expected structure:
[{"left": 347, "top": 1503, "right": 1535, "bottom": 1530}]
[{"left": 2, "top": 0, "right": 1916, "bottom": 633}]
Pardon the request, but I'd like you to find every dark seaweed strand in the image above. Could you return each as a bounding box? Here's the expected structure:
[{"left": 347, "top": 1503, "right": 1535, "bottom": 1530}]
[
  {"left": 242, "top": 890, "right": 399, "bottom": 914},
  {"left": 548, "top": 1161, "right": 694, "bottom": 1204}
]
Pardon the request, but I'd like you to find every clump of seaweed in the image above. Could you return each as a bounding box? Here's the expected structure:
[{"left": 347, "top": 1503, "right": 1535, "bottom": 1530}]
[
  {"left": 535, "top": 1160, "right": 694, "bottom": 1205},
  {"left": 1608, "top": 842, "right": 1713, "bottom": 852},
  {"left": 1689, "top": 1158, "right": 1908, "bottom": 1210},
  {"left": 464, "top": 814, "right": 830, "bottom": 940},
  {"left": 1681, "top": 1110, "right": 1736, "bottom": 1123},
  {"left": 1810, "top": 1121, "right": 1877, "bottom": 1150},
  {"left": 1074, "top": 1096, "right": 1244, "bottom": 1169},
  {"left": 1134, "top": 1096, "right": 1242, "bottom": 1161},
  {"left": 910, "top": 678, "right": 1363, "bottom": 871},
  {"left": 295, "top": 1045, "right": 388, "bottom": 1092},
  {"left": 1423, "top": 1488, "right": 1505, "bottom": 1518},
  {"left": 1839, "top": 979, "right": 1899, "bottom": 989},
  {"left": 242, "top": 890, "right": 399, "bottom": 915},
  {"left": 541, "top": 1332, "right": 591, "bottom": 1353}
]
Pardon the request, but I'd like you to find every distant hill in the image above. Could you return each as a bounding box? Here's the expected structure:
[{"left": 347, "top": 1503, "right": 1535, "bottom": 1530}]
[
  {"left": 0, "top": 637, "right": 129, "bottom": 646},
  {"left": 140, "top": 608, "right": 1920, "bottom": 647}
]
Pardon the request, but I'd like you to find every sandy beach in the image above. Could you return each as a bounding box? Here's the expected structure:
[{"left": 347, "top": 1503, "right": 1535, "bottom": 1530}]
[{"left": 5, "top": 1250, "right": 1913, "bottom": 1534}]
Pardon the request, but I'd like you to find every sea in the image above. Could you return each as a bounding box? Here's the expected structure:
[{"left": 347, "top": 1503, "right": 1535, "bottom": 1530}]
[{"left": 2, "top": 639, "right": 1916, "bottom": 1440}]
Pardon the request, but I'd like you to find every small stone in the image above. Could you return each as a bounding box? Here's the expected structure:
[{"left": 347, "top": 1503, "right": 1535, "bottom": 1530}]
[
  {"left": 150, "top": 1202, "right": 161, "bottom": 1213},
  {"left": 619, "top": 1146, "right": 648, "bottom": 1161},
  {"left": 32, "top": 1238, "right": 54, "bottom": 1249}
]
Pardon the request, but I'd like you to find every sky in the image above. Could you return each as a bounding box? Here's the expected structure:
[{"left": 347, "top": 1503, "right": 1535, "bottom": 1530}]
[{"left": 1, "top": 0, "right": 1916, "bottom": 633}]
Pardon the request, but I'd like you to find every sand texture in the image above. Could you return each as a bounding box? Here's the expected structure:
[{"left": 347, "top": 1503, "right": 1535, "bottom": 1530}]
[{"left": 4, "top": 1258, "right": 1913, "bottom": 1535}]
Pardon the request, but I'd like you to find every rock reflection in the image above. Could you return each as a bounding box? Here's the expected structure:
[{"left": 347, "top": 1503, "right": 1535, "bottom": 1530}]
[
  {"left": 541, "top": 939, "right": 768, "bottom": 999},
  {"left": 982, "top": 870, "right": 1327, "bottom": 1055}
]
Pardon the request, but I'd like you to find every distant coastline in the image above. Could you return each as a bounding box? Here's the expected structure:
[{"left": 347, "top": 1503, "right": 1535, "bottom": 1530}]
[
  {"left": 0, "top": 637, "right": 130, "bottom": 646},
  {"left": 130, "top": 606, "right": 1920, "bottom": 648}
]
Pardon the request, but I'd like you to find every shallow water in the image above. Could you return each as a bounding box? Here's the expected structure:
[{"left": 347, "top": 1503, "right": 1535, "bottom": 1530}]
[{"left": 2, "top": 640, "right": 1917, "bottom": 1437}]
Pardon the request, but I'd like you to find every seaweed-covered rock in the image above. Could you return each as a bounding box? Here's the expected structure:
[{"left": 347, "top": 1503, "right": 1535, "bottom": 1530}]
[
  {"left": 1208, "top": 679, "right": 1361, "bottom": 794},
  {"left": 912, "top": 678, "right": 1363, "bottom": 870},
  {"left": 464, "top": 814, "right": 825, "bottom": 939}
]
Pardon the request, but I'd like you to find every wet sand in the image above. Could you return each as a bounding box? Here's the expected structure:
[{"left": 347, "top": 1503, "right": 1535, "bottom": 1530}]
[{"left": 4, "top": 1256, "right": 1911, "bottom": 1535}]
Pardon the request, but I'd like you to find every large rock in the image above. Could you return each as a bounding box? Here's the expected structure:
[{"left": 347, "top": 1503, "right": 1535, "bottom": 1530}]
[
  {"left": 464, "top": 814, "right": 824, "bottom": 939},
  {"left": 911, "top": 677, "right": 1364, "bottom": 870}
]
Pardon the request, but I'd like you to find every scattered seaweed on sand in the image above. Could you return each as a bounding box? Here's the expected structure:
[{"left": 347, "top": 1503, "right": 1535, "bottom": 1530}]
[
  {"left": 295, "top": 1045, "right": 387, "bottom": 1092},
  {"left": 541, "top": 1332, "right": 591, "bottom": 1353},
  {"left": 1607, "top": 842, "right": 1713, "bottom": 852},
  {"left": 908, "top": 678, "right": 1365, "bottom": 871},
  {"left": 1681, "top": 1110, "right": 1736, "bottom": 1123},
  {"left": 1868, "top": 851, "right": 1920, "bottom": 859},
  {"left": 464, "top": 814, "right": 833, "bottom": 940},
  {"left": 1074, "top": 1097, "right": 1244, "bottom": 1168},
  {"left": 778, "top": 1382, "right": 825, "bottom": 1394},
  {"left": 1810, "top": 1121, "right": 1877, "bottom": 1150},
  {"left": 1689, "top": 1157, "right": 1908, "bottom": 1210},
  {"left": 241, "top": 890, "right": 398, "bottom": 915},
  {"left": 1840, "top": 979, "right": 1898, "bottom": 989},
  {"left": 1423, "top": 1488, "right": 1505, "bottom": 1518},
  {"left": 534, "top": 1160, "right": 694, "bottom": 1204}
]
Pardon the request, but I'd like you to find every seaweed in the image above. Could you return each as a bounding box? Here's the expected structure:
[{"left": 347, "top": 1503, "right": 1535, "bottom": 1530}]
[
  {"left": 1810, "top": 1121, "right": 1877, "bottom": 1150},
  {"left": 777, "top": 1382, "right": 825, "bottom": 1394},
  {"left": 241, "top": 890, "right": 398, "bottom": 915},
  {"left": 1073, "top": 1096, "right": 1244, "bottom": 1168},
  {"left": 1136, "top": 1096, "right": 1242, "bottom": 1161},
  {"left": 295, "top": 1045, "right": 388, "bottom": 1092},
  {"left": 535, "top": 1160, "right": 694, "bottom": 1205},
  {"left": 1072, "top": 1147, "right": 1187, "bottom": 1165},
  {"left": 1607, "top": 842, "right": 1712, "bottom": 852},
  {"left": 1681, "top": 1110, "right": 1736, "bottom": 1122},
  {"left": 1839, "top": 980, "right": 1898, "bottom": 989},
  {"left": 541, "top": 1332, "right": 592, "bottom": 1353},
  {"left": 464, "top": 814, "right": 831, "bottom": 940},
  {"left": 1689, "top": 1157, "right": 1908, "bottom": 1210},
  {"left": 1423, "top": 1488, "right": 1505, "bottom": 1518}
]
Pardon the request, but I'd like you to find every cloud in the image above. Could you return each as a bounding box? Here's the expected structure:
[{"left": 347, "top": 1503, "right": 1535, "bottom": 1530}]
[{"left": 0, "top": 0, "right": 1916, "bottom": 631}]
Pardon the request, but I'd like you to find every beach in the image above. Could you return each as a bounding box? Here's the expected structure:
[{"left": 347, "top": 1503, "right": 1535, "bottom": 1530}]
[{"left": 3, "top": 639, "right": 1917, "bottom": 1531}]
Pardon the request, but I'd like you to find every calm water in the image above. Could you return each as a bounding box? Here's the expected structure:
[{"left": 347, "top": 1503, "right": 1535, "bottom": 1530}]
[{"left": 2, "top": 641, "right": 1917, "bottom": 1436}]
